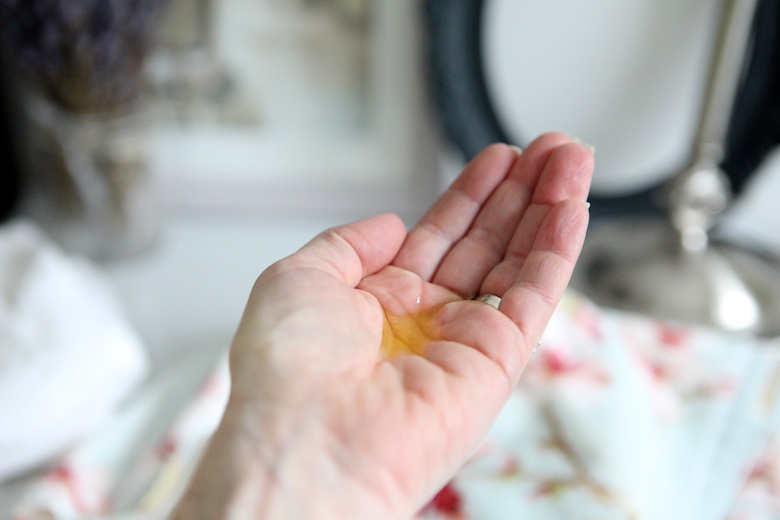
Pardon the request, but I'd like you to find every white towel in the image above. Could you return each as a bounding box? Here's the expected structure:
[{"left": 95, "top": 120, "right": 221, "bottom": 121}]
[{"left": 0, "top": 221, "right": 148, "bottom": 481}]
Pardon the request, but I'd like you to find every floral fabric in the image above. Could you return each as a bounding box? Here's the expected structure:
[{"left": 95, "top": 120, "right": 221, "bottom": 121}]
[{"left": 11, "top": 291, "right": 780, "bottom": 520}]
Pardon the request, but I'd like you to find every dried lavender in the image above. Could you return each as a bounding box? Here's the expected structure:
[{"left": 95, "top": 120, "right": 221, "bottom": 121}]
[{"left": 0, "top": 0, "right": 169, "bottom": 113}]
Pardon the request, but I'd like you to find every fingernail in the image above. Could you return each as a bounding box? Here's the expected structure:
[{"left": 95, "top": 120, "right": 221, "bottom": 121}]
[
  {"left": 565, "top": 134, "right": 595, "bottom": 155},
  {"left": 510, "top": 144, "right": 523, "bottom": 156},
  {"left": 583, "top": 201, "right": 591, "bottom": 209}
]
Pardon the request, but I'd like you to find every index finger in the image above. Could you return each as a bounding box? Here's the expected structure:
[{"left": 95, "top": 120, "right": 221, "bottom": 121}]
[{"left": 391, "top": 143, "right": 517, "bottom": 281}]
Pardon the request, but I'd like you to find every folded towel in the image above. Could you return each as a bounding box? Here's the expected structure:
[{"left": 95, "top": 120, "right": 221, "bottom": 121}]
[{"left": 0, "top": 221, "right": 148, "bottom": 481}]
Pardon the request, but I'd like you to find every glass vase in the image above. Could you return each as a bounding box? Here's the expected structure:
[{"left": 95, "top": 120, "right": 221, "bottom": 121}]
[{"left": 20, "top": 95, "right": 159, "bottom": 260}]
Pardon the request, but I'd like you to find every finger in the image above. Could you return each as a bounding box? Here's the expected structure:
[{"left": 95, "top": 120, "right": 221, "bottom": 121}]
[
  {"left": 393, "top": 133, "right": 571, "bottom": 283},
  {"left": 480, "top": 142, "right": 593, "bottom": 295},
  {"left": 391, "top": 143, "right": 518, "bottom": 281},
  {"left": 291, "top": 213, "right": 408, "bottom": 287},
  {"left": 429, "top": 133, "right": 577, "bottom": 296},
  {"left": 499, "top": 199, "right": 590, "bottom": 346},
  {"left": 430, "top": 300, "right": 527, "bottom": 389}
]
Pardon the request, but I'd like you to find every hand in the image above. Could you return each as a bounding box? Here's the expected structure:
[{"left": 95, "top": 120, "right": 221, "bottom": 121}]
[{"left": 172, "top": 133, "right": 594, "bottom": 519}]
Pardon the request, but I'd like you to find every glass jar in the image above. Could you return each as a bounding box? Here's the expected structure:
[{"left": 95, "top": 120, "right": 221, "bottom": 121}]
[{"left": 20, "top": 94, "right": 159, "bottom": 260}]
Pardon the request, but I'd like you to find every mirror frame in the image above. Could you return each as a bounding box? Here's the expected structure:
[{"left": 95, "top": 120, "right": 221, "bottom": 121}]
[{"left": 423, "top": 0, "right": 780, "bottom": 218}]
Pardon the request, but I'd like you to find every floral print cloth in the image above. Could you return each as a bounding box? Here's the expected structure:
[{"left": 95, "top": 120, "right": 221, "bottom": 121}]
[
  {"left": 419, "top": 293, "right": 780, "bottom": 520},
  {"left": 11, "top": 291, "right": 780, "bottom": 520}
]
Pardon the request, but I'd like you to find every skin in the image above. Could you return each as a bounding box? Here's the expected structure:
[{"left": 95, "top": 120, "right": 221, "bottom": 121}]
[{"left": 171, "top": 133, "right": 594, "bottom": 519}]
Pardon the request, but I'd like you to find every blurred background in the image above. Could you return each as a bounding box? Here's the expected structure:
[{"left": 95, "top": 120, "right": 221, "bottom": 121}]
[
  {"left": 3, "top": 0, "right": 780, "bottom": 517},
  {"left": 3, "top": 0, "right": 779, "bottom": 246}
]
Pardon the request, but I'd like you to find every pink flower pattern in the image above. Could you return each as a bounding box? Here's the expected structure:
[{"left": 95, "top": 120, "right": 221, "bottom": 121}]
[{"left": 11, "top": 291, "right": 780, "bottom": 519}]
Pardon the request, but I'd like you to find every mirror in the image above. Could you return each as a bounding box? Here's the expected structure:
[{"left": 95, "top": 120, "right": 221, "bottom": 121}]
[
  {"left": 482, "top": 0, "right": 719, "bottom": 195},
  {"left": 425, "top": 0, "right": 780, "bottom": 335},
  {"left": 424, "top": 0, "right": 780, "bottom": 217}
]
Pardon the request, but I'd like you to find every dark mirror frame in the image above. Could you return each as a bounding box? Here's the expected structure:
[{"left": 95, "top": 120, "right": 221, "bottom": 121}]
[
  {"left": 0, "top": 21, "right": 22, "bottom": 222},
  {"left": 423, "top": 0, "right": 780, "bottom": 218}
]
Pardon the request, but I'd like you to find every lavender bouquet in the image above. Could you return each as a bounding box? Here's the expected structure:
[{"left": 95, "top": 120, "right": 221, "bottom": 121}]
[
  {"left": 0, "top": 0, "right": 171, "bottom": 258},
  {"left": 0, "top": 0, "right": 169, "bottom": 113}
]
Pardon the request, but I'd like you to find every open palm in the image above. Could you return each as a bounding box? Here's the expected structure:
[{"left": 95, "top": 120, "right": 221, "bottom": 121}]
[{"left": 178, "top": 133, "right": 593, "bottom": 520}]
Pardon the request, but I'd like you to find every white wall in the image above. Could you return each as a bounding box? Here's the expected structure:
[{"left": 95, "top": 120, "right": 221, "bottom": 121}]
[
  {"left": 147, "top": 0, "right": 441, "bottom": 217},
  {"left": 148, "top": 0, "right": 727, "bottom": 213}
]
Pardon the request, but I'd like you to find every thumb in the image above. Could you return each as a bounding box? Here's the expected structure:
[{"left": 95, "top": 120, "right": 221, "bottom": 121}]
[{"left": 294, "top": 213, "right": 408, "bottom": 287}]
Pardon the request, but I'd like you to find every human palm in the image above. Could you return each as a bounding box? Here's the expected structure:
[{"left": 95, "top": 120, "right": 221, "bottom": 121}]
[{"left": 176, "top": 134, "right": 593, "bottom": 520}]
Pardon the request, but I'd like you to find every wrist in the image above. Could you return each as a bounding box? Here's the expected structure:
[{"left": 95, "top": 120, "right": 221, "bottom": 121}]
[
  {"left": 170, "top": 404, "right": 274, "bottom": 520},
  {"left": 171, "top": 397, "right": 405, "bottom": 520}
]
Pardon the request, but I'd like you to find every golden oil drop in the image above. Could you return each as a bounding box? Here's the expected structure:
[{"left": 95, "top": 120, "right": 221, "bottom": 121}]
[{"left": 381, "top": 304, "right": 443, "bottom": 359}]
